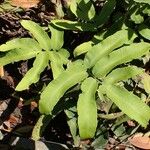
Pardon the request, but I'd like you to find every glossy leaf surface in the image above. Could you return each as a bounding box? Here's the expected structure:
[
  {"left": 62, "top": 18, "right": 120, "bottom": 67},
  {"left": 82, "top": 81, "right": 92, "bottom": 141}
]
[
  {"left": 70, "top": 0, "right": 95, "bottom": 21},
  {"left": 74, "top": 41, "right": 94, "bottom": 57},
  {"left": 138, "top": 24, "right": 150, "bottom": 40},
  {"left": 130, "top": 7, "right": 144, "bottom": 24},
  {"left": 141, "top": 73, "right": 150, "bottom": 94},
  {"left": 133, "top": 0, "right": 150, "bottom": 4}
]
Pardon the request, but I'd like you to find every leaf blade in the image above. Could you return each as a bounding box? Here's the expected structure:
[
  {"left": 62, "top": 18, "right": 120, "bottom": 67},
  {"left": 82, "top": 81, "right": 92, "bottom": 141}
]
[
  {"left": 51, "top": 20, "right": 96, "bottom": 31},
  {"left": 16, "top": 51, "right": 49, "bottom": 91},
  {"left": 49, "top": 25, "right": 64, "bottom": 50},
  {"left": 49, "top": 49, "right": 69, "bottom": 79},
  {"left": 0, "top": 38, "right": 41, "bottom": 52},
  {"left": 21, "top": 20, "right": 51, "bottom": 51},
  {"left": 77, "top": 77, "right": 98, "bottom": 139},
  {"left": 99, "top": 84, "right": 150, "bottom": 127},
  {"left": 0, "top": 48, "right": 39, "bottom": 67},
  {"left": 104, "top": 66, "right": 143, "bottom": 84},
  {"left": 93, "top": 42, "right": 150, "bottom": 78},
  {"left": 84, "top": 29, "right": 136, "bottom": 68},
  {"left": 95, "top": 0, "right": 116, "bottom": 26},
  {"left": 39, "top": 61, "right": 88, "bottom": 115}
]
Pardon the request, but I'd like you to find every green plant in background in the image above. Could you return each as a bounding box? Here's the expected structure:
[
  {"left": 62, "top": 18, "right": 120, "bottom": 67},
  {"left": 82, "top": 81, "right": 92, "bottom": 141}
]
[
  {"left": 0, "top": 0, "right": 150, "bottom": 149},
  {"left": 52, "top": 0, "right": 116, "bottom": 31}
]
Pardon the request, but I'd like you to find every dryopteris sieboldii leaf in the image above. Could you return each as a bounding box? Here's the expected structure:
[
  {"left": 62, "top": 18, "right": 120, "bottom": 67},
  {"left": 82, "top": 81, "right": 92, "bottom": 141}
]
[
  {"left": 49, "top": 25, "right": 64, "bottom": 50},
  {"left": 39, "top": 61, "right": 88, "bottom": 115},
  {"left": 70, "top": 0, "right": 95, "bottom": 21},
  {"left": 77, "top": 77, "right": 98, "bottom": 139},
  {"left": 16, "top": 51, "right": 49, "bottom": 91},
  {"left": 21, "top": 20, "right": 51, "bottom": 51},
  {"left": 0, "top": 48, "right": 40, "bottom": 67},
  {"left": 84, "top": 29, "right": 136, "bottom": 68},
  {"left": 98, "top": 84, "right": 150, "bottom": 127},
  {"left": 49, "top": 49, "right": 70, "bottom": 79},
  {"left": 104, "top": 66, "right": 143, "bottom": 84},
  {"left": 94, "top": 0, "right": 116, "bottom": 27},
  {"left": 0, "top": 38, "right": 41, "bottom": 52},
  {"left": 93, "top": 42, "right": 150, "bottom": 78}
]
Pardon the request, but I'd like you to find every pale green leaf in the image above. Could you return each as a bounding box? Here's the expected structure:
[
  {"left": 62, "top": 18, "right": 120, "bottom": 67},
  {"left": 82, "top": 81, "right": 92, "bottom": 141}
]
[
  {"left": 0, "top": 48, "right": 39, "bottom": 67},
  {"left": 104, "top": 66, "right": 143, "bottom": 84},
  {"left": 49, "top": 49, "right": 69, "bottom": 79},
  {"left": 16, "top": 51, "right": 49, "bottom": 91},
  {"left": 32, "top": 115, "right": 45, "bottom": 141},
  {"left": 49, "top": 25, "right": 64, "bottom": 50},
  {"left": 142, "top": 5, "right": 150, "bottom": 16},
  {"left": 70, "top": 0, "right": 95, "bottom": 21},
  {"left": 21, "top": 20, "right": 51, "bottom": 51},
  {"left": 0, "top": 38, "right": 41, "bottom": 52},
  {"left": 51, "top": 20, "right": 96, "bottom": 31},
  {"left": 77, "top": 77, "right": 98, "bottom": 139},
  {"left": 84, "top": 29, "right": 136, "bottom": 68},
  {"left": 55, "top": 0, "right": 64, "bottom": 18},
  {"left": 95, "top": 0, "right": 116, "bottom": 26},
  {"left": 0, "top": 131, "right": 3, "bottom": 140},
  {"left": 74, "top": 41, "right": 94, "bottom": 57},
  {"left": 74, "top": 30, "right": 106, "bottom": 57},
  {"left": 92, "top": 42, "right": 150, "bottom": 78},
  {"left": 39, "top": 61, "right": 88, "bottom": 115},
  {"left": 57, "top": 48, "right": 70, "bottom": 64},
  {"left": 133, "top": 0, "right": 150, "bottom": 4},
  {"left": 130, "top": 7, "right": 144, "bottom": 24},
  {"left": 69, "top": 0, "right": 77, "bottom": 16},
  {"left": 65, "top": 107, "right": 80, "bottom": 146},
  {"left": 99, "top": 84, "right": 150, "bottom": 127},
  {"left": 49, "top": 51, "right": 67, "bottom": 79},
  {"left": 138, "top": 24, "right": 150, "bottom": 40},
  {"left": 141, "top": 73, "right": 150, "bottom": 94}
]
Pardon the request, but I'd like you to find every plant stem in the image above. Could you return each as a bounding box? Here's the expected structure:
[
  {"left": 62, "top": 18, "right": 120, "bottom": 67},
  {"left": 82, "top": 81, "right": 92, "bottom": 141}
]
[{"left": 98, "top": 112, "right": 124, "bottom": 120}]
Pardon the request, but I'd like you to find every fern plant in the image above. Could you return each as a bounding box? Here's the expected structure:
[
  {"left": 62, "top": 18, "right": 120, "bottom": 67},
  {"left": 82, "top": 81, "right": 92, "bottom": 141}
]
[
  {"left": 39, "top": 0, "right": 150, "bottom": 142},
  {"left": 0, "top": 20, "right": 67, "bottom": 91},
  {"left": 0, "top": 0, "right": 150, "bottom": 148},
  {"left": 38, "top": 28, "right": 150, "bottom": 139}
]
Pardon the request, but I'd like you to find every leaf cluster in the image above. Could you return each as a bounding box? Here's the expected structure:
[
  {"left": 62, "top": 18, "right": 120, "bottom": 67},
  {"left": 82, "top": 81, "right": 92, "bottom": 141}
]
[{"left": 0, "top": 0, "right": 150, "bottom": 148}]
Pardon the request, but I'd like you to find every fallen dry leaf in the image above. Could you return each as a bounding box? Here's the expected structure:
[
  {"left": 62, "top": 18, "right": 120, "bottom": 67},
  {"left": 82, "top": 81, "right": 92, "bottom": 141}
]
[
  {"left": 31, "top": 101, "right": 38, "bottom": 111},
  {"left": 127, "top": 120, "right": 136, "bottom": 127},
  {"left": 8, "top": 114, "right": 19, "bottom": 125},
  {"left": 0, "top": 67, "right": 4, "bottom": 77},
  {"left": 17, "top": 98, "right": 24, "bottom": 108},
  {"left": 0, "top": 101, "right": 8, "bottom": 116},
  {"left": 129, "top": 135, "right": 150, "bottom": 149},
  {"left": 10, "top": 0, "right": 40, "bottom": 9}
]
